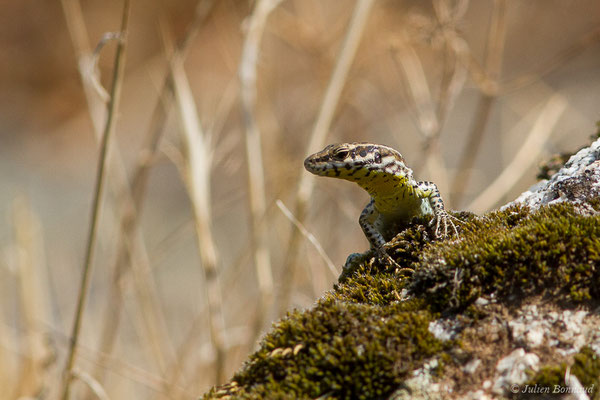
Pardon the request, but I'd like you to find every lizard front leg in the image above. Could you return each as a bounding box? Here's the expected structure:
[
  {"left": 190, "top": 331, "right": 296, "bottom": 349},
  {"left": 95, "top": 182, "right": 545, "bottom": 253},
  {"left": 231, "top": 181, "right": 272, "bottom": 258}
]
[
  {"left": 358, "top": 200, "right": 412, "bottom": 273},
  {"left": 417, "top": 181, "right": 460, "bottom": 238},
  {"left": 358, "top": 199, "right": 386, "bottom": 249}
]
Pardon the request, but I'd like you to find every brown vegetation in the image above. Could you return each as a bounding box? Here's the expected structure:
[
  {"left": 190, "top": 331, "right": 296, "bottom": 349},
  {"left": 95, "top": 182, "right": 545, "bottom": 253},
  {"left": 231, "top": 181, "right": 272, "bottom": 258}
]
[{"left": 0, "top": 0, "right": 599, "bottom": 398}]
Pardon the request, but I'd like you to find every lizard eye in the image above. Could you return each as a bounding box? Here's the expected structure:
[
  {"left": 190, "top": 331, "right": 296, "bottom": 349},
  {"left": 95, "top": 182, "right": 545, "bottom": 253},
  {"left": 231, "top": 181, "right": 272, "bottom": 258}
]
[
  {"left": 373, "top": 152, "right": 382, "bottom": 163},
  {"left": 332, "top": 149, "right": 349, "bottom": 160}
]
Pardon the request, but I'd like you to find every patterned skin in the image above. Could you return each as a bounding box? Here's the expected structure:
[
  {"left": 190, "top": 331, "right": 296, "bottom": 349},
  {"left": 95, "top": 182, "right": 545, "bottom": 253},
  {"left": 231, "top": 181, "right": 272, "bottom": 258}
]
[{"left": 304, "top": 142, "right": 459, "bottom": 269}]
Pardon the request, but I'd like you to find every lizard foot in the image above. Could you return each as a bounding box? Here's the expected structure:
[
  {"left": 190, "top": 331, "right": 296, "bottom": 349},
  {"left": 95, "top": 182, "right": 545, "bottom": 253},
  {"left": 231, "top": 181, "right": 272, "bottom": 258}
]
[
  {"left": 343, "top": 252, "right": 368, "bottom": 270},
  {"left": 430, "top": 210, "right": 463, "bottom": 239}
]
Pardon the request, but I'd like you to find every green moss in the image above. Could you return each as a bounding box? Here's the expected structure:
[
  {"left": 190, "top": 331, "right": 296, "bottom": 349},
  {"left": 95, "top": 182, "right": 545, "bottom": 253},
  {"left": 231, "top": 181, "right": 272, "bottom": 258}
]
[
  {"left": 513, "top": 364, "right": 566, "bottom": 399},
  {"left": 410, "top": 203, "right": 600, "bottom": 311},
  {"left": 588, "top": 197, "right": 600, "bottom": 213},
  {"left": 571, "top": 346, "right": 600, "bottom": 398},
  {"left": 528, "top": 364, "right": 565, "bottom": 387},
  {"left": 331, "top": 266, "right": 408, "bottom": 306},
  {"left": 337, "top": 218, "right": 431, "bottom": 283},
  {"left": 204, "top": 201, "right": 600, "bottom": 399},
  {"left": 204, "top": 299, "right": 449, "bottom": 399},
  {"left": 515, "top": 347, "right": 600, "bottom": 399},
  {"left": 338, "top": 211, "right": 476, "bottom": 284}
]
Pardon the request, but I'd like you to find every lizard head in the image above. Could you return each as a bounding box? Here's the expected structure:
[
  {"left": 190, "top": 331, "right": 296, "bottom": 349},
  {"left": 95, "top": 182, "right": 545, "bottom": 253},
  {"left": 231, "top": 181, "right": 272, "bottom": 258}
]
[{"left": 304, "top": 142, "right": 410, "bottom": 182}]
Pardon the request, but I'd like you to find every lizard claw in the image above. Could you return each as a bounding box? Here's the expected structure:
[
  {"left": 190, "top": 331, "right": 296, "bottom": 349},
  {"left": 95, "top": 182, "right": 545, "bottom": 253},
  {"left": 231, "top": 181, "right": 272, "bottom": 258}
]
[{"left": 430, "top": 210, "right": 463, "bottom": 239}]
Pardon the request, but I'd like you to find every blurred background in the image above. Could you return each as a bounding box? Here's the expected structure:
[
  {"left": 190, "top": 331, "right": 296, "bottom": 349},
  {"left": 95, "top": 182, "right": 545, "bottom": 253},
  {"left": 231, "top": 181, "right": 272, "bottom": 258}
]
[{"left": 1, "top": 0, "right": 599, "bottom": 398}]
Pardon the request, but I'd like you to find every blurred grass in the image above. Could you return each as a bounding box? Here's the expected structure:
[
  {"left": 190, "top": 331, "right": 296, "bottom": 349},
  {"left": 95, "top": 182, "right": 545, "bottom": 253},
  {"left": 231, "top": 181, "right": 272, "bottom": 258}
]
[{"left": 1, "top": 0, "right": 599, "bottom": 398}]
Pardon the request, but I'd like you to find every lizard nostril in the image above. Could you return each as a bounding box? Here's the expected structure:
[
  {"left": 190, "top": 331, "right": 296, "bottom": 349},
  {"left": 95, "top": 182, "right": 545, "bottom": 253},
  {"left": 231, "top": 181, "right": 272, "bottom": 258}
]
[{"left": 303, "top": 157, "right": 313, "bottom": 171}]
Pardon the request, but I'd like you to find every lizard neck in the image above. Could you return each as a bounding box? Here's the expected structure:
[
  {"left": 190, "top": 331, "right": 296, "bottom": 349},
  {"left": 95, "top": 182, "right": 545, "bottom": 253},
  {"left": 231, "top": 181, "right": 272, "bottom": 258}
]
[
  {"left": 354, "top": 170, "right": 421, "bottom": 214},
  {"left": 355, "top": 171, "right": 410, "bottom": 198}
]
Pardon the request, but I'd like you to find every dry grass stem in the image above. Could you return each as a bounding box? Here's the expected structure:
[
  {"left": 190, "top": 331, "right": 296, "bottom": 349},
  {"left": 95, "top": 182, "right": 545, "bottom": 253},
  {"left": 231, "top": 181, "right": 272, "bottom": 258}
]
[
  {"left": 166, "top": 315, "right": 251, "bottom": 395},
  {"left": 178, "top": 0, "right": 217, "bottom": 55},
  {"left": 92, "top": 231, "right": 175, "bottom": 394},
  {"left": 124, "top": 241, "right": 174, "bottom": 374},
  {"left": 60, "top": 1, "right": 131, "bottom": 399},
  {"left": 445, "top": 32, "right": 495, "bottom": 96},
  {"left": 467, "top": 93, "right": 568, "bottom": 213},
  {"left": 501, "top": 27, "right": 600, "bottom": 94},
  {"left": 61, "top": 0, "right": 177, "bottom": 392},
  {"left": 71, "top": 370, "right": 110, "bottom": 400},
  {"left": 12, "top": 197, "right": 54, "bottom": 398},
  {"left": 239, "top": 0, "right": 281, "bottom": 344},
  {"left": 91, "top": 75, "right": 173, "bottom": 396},
  {"left": 279, "top": 0, "right": 375, "bottom": 315},
  {"left": 60, "top": 336, "right": 183, "bottom": 396},
  {"left": 392, "top": 41, "right": 437, "bottom": 140},
  {"left": 170, "top": 51, "right": 226, "bottom": 384},
  {"left": 391, "top": 1, "right": 468, "bottom": 195},
  {"left": 88, "top": 33, "right": 122, "bottom": 102},
  {"left": 82, "top": 0, "right": 216, "bottom": 389},
  {"left": 276, "top": 200, "right": 338, "bottom": 279},
  {"left": 61, "top": 0, "right": 106, "bottom": 132},
  {"left": 391, "top": 40, "right": 450, "bottom": 194},
  {"left": 104, "top": 3, "right": 218, "bottom": 378},
  {"left": 483, "top": 0, "right": 508, "bottom": 81},
  {"left": 451, "top": 0, "right": 507, "bottom": 206},
  {"left": 451, "top": 95, "right": 494, "bottom": 205}
]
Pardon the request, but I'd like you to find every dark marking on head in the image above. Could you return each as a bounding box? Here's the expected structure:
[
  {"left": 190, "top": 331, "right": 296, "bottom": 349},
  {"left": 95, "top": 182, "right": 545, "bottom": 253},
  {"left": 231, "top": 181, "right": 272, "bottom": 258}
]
[{"left": 331, "top": 146, "right": 350, "bottom": 161}]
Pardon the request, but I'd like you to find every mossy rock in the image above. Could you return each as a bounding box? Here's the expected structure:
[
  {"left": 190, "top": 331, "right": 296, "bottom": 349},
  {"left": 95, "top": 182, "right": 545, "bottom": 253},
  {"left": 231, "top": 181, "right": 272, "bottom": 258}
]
[
  {"left": 411, "top": 203, "right": 600, "bottom": 311},
  {"left": 206, "top": 299, "right": 450, "bottom": 399},
  {"left": 204, "top": 201, "right": 600, "bottom": 399}
]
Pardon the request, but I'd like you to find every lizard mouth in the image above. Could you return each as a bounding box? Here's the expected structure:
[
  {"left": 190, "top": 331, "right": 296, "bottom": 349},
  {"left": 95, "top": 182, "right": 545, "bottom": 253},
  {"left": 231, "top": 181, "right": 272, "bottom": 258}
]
[
  {"left": 304, "top": 152, "right": 347, "bottom": 176},
  {"left": 304, "top": 157, "right": 352, "bottom": 178},
  {"left": 303, "top": 156, "right": 326, "bottom": 175}
]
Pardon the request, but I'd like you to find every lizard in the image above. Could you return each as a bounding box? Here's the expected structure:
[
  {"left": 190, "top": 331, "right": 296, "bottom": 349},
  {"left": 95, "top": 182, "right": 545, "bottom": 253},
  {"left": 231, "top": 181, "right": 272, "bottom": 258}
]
[{"left": 304, "top": 142, "right": 460, "bottom": 271}]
